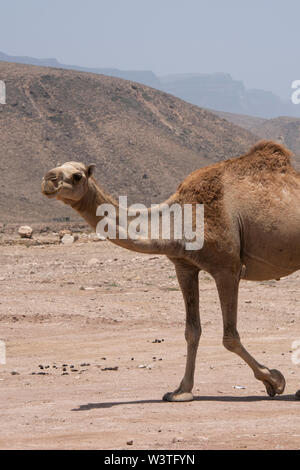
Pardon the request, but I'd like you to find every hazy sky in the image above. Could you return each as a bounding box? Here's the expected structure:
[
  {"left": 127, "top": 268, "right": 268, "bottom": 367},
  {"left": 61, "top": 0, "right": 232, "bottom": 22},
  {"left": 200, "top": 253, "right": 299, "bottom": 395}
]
[{"left": 0, "top": 0, "right": 299, "bottom": 99}]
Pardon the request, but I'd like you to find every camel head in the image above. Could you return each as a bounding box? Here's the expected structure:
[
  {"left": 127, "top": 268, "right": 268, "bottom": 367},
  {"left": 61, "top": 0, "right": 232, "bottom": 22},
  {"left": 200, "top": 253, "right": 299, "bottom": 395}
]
[{"left": 41, "top": 162, "right": 96, "bottom": 203}]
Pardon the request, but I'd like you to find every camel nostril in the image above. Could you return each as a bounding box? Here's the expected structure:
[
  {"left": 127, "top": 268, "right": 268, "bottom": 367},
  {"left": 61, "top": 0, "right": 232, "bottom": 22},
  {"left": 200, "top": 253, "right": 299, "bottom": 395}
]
[{"left": 45, "top": 170, "right": 60, "bottom": 181}]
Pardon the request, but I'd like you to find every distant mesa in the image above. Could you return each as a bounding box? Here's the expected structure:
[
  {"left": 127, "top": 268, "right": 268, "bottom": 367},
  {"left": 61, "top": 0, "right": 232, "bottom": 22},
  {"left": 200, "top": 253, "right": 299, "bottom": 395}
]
[{"left": 0, "top": 51, "right": 297, "bottom": 119}]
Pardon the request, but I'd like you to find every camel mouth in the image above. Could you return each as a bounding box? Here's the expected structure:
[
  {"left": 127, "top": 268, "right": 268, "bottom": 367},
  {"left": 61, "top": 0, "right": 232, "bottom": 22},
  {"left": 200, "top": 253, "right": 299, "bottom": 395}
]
[
  {"left": 42, "top": 189, "right": 59, "bottom": 198},
  {"left": 41, "top": 180, "right": 61, "bottom": 198},
  {"left": 41, "top": 177, "right": 63, "bottom": 198}
]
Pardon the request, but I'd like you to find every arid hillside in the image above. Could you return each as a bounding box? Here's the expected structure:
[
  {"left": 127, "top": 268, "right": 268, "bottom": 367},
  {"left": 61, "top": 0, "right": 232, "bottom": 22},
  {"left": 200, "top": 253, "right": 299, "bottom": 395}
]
[{"left": 0, "top": 62, "right": 257, "bottom": 223}]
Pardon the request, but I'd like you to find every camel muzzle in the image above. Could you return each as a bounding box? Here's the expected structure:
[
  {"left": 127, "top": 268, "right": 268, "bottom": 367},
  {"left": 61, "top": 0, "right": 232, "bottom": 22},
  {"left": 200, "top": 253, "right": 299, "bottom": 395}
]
[{"left": 41, "top": 176, "right": 61, "bottom": 197}]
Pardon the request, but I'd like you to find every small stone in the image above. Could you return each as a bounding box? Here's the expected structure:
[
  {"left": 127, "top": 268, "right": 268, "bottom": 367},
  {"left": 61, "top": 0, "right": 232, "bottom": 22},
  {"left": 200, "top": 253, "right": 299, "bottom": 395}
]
[
  {"left": 58, "top": 229, "right": 71, "bottom": 239},
  {"left": 126, "top": 440, "right": 133, "bottom": 446},
  {"left": 11, "top": 371, "right": 19, "bottom": 375},
  {"left": 18, "top": 225, "right": 33, "bottom": 239},
  {"left": 61, "top": 234, "right": 74, "bottom": 245}
]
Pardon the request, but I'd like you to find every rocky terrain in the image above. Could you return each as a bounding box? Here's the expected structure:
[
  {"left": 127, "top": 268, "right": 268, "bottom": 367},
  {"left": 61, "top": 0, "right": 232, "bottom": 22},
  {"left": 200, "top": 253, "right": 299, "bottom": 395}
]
[{"left": 0, "top": 237, "right": 299, "bottom": 450}]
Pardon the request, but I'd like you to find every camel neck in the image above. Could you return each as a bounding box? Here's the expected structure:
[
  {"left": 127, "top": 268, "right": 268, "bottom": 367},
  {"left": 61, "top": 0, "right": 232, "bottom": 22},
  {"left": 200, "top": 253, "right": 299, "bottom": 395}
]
[
  {"left": 70, "top": 178, "right": 179, "bottom": 255},
  {"left": 71, "top": 178, "right": 118, "bottom": 229}
]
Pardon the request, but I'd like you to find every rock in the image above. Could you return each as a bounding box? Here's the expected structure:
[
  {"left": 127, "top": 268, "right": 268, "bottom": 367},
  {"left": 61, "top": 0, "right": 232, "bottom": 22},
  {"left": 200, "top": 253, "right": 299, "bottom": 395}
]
[
  {"left": 126, "top": 440, "right": 133, "bottom": 446},
  {"left": 18, "top": 225, "right": 33, "bottom": 239},
  {"left": 89, "top": 232, "right": 104, "bottom": 241},
  {"left": 61, "top": 234, "right": 75, "bottom": 245},
  {"left": 58, "top": 229, "right": 71, "bottom": 239}
]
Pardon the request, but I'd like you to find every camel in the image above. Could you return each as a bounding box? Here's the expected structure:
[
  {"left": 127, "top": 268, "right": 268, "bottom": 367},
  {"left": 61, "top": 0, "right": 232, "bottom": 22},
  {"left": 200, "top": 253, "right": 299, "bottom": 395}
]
[{"left": 41, "top": 140, "right": 300, "bottom": 401}]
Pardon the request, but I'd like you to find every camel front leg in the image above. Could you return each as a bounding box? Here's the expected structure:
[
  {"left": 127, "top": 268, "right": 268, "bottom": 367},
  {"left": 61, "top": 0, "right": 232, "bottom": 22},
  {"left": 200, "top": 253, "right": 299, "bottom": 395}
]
[
  {"left": 163, "top": 262, "right": 200, "bottom": 402},
  {"left": 214, "top": 270, "right": 285, "bottom": 397}
]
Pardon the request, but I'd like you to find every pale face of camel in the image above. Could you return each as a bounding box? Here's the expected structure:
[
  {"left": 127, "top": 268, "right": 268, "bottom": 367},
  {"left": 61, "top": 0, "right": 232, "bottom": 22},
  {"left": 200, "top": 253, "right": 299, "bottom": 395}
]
[
  {"left": 41, "top": 162, "right": 95, "bottom": 203},
  {"left": 41, "top": 141, "right": 300, "bottom": 402}
]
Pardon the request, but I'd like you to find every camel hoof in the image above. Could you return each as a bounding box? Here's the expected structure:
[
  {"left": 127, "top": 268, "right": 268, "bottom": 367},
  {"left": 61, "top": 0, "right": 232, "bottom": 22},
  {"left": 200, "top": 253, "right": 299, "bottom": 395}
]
[
  {"left": 295, "top": 390, "right": 300, "bottom": 400},
  {"left": 263, "top": 369, "right": 285, "bottom": 397},
  {"left": 162, "top": 391, "right": 194, "bottom": 402}
]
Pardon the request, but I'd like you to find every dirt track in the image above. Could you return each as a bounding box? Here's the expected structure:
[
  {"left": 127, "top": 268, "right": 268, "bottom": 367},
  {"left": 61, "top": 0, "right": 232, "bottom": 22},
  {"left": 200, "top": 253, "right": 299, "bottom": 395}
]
[{"left": 0, "top": 239, "right": 299, "bottom": 450}]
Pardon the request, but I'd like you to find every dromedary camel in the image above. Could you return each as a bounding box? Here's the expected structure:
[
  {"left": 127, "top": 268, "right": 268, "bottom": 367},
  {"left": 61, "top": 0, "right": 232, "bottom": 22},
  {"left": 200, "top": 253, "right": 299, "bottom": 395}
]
[{"left": 41, "top": 140, "right": 300, "bottom": 401}]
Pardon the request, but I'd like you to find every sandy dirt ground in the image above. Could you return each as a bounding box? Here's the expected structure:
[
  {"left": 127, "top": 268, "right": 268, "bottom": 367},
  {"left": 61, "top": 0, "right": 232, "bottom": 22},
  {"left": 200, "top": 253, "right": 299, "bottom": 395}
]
[{"left": 0, "top": 238, "right": 299, "bottom": 450}]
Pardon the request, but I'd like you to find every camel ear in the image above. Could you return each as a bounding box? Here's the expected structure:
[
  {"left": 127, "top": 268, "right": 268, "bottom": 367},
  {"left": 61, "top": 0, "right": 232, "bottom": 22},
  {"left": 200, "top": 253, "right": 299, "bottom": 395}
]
[{"left": 87, "top": 164, "right": 96, "bottom": 177}]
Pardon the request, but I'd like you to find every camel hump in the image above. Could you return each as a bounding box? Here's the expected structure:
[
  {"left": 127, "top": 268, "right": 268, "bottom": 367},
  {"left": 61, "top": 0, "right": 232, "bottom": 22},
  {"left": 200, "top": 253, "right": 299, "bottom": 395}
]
[
  {"left": 247, "top": 140, "right": 293, "bottom": 158},
  {"left": 228, "top": 140, "right": 294, "bottom": 175}
]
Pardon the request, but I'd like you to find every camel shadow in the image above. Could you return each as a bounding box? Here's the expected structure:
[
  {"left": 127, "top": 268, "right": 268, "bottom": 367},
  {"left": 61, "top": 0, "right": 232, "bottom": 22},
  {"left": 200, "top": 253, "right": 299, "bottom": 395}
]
[{"left": 72, "top": 394, "right": 298, "bottom": 411}]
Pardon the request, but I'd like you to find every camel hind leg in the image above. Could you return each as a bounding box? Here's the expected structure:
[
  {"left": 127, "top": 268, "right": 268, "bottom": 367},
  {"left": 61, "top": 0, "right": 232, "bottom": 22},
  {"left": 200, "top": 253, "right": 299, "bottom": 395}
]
[
  {"left": 214, "top": 269, "right": 285, "bottom": 397},
  {"left": 163, "top": 261, "right": 201, "bottom": 402}
]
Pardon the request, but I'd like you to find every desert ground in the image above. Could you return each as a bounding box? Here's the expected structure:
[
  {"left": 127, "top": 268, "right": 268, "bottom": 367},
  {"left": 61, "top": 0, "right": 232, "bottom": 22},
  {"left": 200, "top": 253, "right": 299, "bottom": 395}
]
[{"left": 0, "top": 231, "right": 299, "bottom": 450}]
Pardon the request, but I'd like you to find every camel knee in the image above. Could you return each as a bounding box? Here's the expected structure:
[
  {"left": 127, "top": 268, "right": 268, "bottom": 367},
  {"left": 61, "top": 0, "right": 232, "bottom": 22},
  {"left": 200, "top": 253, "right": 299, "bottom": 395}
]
[
  {"left": 223, "top": 332, "right": 241, "bottom": 353},
  {"left": 185, "top": 324, "right": 201, "bottom": 346}
]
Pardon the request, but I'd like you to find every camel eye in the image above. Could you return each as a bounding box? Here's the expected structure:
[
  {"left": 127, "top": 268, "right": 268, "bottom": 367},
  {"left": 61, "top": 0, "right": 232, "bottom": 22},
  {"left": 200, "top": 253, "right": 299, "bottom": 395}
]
[{"left": 73, "top": 173, "right": 82, "bottom": 182}]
